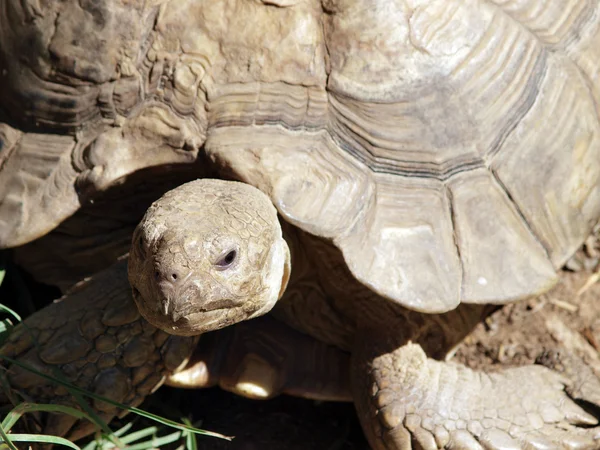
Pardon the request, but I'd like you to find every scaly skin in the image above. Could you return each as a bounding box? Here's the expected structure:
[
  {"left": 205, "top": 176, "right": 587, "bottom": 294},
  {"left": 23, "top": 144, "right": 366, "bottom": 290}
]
[
  {"left": 131, "top": 179, "right": 600, "bottom": 450},
  {"left": 0, "top": 257, "right": 352, "bottom": 445},
  {"left": 128, "top": 179, "right": 291, "bottom": 337},
  {"left": 0, "top": 260, "right": 197, "bottom": 442},
  {"left": 353, "top": 342, "right": 600, "bottom": 450}
]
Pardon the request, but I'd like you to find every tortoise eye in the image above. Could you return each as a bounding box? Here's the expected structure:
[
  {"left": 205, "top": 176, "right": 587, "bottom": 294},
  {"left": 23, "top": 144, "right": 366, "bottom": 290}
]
[{"left": 216, "top": 250, "right": 237, "bottom": 269}]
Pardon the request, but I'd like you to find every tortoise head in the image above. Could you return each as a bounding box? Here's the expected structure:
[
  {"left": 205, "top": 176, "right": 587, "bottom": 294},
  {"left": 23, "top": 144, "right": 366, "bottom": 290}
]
[{"left": 128, "top": 179, "right": 291, "bottom": 336}]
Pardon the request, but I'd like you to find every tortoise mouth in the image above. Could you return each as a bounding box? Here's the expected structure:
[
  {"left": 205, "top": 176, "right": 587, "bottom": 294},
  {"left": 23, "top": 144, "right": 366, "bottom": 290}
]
[{"left": 130, "top": 285, "right": 250, "bottom": 336}]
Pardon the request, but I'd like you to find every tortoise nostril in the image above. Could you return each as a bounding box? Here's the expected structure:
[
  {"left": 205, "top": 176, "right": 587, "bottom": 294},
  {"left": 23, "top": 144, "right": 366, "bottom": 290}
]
[{"left": 154, "top": 269, "right": 186, "bottom": 284}]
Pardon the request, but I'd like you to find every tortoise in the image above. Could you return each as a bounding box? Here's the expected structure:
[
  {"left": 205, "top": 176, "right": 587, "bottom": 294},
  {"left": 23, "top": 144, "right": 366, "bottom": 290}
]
[{"left": 1, "top": 0, "right": 600, "bottom": 448}]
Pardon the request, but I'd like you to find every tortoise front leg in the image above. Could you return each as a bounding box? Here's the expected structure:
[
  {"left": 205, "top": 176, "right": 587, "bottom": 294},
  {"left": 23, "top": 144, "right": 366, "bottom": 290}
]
[
  {"left": 352, "top": 339, "right": 600, "bottom": 450},
  {"left": 0, "top": 259, "right": 198, "bottom": 442}
]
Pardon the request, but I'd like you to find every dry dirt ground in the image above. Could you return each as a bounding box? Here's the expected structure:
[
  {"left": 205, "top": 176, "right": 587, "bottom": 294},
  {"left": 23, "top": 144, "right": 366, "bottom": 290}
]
[
  {"left": 454, "top": 269, "right": 600, "bottom": 373},
  {"left": 1, "top": 253, "right": 600, "bottom": 449}
]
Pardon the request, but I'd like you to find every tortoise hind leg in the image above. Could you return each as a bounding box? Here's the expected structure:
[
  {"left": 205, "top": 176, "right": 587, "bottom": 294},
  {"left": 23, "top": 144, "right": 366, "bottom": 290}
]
[
  {"left": 352, "top": 340, "right": 600, "bottom": 450},
  {"left": 166, "top": 315, "right": 352, "bottom": 402}
]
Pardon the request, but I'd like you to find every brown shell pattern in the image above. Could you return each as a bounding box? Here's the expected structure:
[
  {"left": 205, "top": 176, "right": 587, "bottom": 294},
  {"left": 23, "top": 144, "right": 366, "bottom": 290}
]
[{"left": 1, "top": 0, "right": 600, "bottom": 312}]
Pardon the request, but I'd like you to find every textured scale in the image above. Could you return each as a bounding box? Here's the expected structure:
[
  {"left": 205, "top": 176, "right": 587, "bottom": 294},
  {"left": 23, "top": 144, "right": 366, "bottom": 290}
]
[
  {"left": 0, "top": 261, "right": 197, "bottom": 441},
  {"left": 2, "top": 2, "right": 600, "bottom": 447},
  {"left": 0, "top": 258, "right": 358, "bottom": 443},
  {"left": 204, "top": 0, "right": 600, "bottom": 312},
  {"left": 353, "top": 343, "right": 600, "bottom": 450},
  {"left": 2, "top": 0, "right": 599, "bottom": 313},
  {"left": 128, "top": 179, "right": 291, "bottom": 337}
]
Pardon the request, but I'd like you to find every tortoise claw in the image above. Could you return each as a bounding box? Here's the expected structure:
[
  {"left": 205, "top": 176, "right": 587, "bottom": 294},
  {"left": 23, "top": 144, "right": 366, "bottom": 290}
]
[{"left": 353, "top": 343, "right": 600, "bottom": 450}]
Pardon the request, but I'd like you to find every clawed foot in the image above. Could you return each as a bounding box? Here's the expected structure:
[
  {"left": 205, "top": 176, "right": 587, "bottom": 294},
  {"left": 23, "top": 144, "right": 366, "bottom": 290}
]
[
  {"left": 167, "top": 315, "right": 352, "bottom": 402},
  {"left": 357, "top": 343, "right": 600, "bottom": 450}
]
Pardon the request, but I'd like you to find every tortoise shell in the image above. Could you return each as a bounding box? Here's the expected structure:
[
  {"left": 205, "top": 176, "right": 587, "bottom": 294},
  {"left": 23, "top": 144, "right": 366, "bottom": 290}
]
[{"left": 1, "top": 0, "right": 599, "bottom": 313}]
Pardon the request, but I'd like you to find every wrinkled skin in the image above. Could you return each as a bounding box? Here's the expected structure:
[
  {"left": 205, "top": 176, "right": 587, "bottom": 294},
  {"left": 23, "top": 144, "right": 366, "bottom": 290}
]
[
  {"left": 129, "top": 179, "right": 600, "bottom": 450},
  {"left": 0, "top": 260, "right": 198, "bottom": 442},
  {"left": 128, "top": 179, "right": 291, "bottom": 336},
  {"left": 1, "top": 0, "right": 600, "bottom": 448},
  {"left": 0, "top": 259, "right": 351, "bottom": 443}
]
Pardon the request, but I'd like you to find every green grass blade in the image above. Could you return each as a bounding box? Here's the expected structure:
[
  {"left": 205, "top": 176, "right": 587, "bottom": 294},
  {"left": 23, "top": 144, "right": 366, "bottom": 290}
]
[
  {"left": 0, "top": 319, "right": 13, "bottom": 333},
  {"left": 62, "top": 386, "right": 119, "bottom": 446},
  {"left": 112, "top": 421, "right": 135, "bottom": 438},
  {"left": 2, "top": 433, "right": 81, "bottom": 449},
  {"left": 0, "top": 422, "right": 18, "bottom": 450},
  {"left": 182, "top": 418, "right": 198, "bottom": 450},
  {"left": 0, "top": 356, "right": 231, "bottom": 440},
  {"left": 81, "top": 439, "right": 100, "bottom": 450},
  {"left": 0, "top": 319, "right": 14, "bottom": 346},
  {"left": 0, "top": 269, "right": 5, "bottom": 287},
  {"left": 81, "top": 420, "right": 137, "bottom": 449},
  {"left": 2, "top": 314, "right": 123, "bottom": 447},
  {"left": 118, "top": 425, "right": 159, "bottom": 444},
  {"left": 125, "top": 430, "right": 183, "bottom": 450},
  {"left": 0, "top": 305, "right": 21, "bottom": 323},
  {"left": 85, "top": 429, "right": 185, "bottom": 450},
  {"left": 2, "top": 403, "right": 95, "bottom": 432}
]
